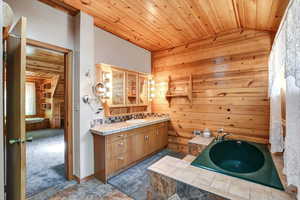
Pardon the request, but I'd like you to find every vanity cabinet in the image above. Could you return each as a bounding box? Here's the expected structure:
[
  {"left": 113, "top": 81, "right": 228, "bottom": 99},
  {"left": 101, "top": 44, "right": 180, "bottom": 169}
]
[{"left": 92, "top": 122, "right": 168, "bottom": 183}]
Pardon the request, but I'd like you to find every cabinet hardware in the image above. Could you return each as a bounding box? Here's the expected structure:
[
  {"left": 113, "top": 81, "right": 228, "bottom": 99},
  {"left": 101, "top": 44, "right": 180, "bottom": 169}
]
[
  {"left": 117, "top": 157, "right": 124, "bottom": 160},
  {"left": 118, "top": 142, "right": 124, "bottom": 146},
  {"left": 118, "top": 135, "right": 124, "bottom": 137}
]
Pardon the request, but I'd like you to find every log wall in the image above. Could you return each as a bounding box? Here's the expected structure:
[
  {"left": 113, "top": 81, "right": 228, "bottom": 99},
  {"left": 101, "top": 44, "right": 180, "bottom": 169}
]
[{"left": 152, "top": 30, "right": 272, "bottom": 153}]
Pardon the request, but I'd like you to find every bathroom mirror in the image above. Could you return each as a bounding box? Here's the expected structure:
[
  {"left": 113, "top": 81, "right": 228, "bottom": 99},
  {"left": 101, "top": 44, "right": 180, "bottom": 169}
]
[
  {"left": 127, "top": 73, "right": 138, "bottom": 105},
  {"left": 111, "top": 69, "right": 125, "bottom": 105}
]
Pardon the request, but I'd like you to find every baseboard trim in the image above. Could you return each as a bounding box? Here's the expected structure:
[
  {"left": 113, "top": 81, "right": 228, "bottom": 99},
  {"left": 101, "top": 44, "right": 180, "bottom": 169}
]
[{"left": 73, "top": 174, "right": 95, "bottom": 184}]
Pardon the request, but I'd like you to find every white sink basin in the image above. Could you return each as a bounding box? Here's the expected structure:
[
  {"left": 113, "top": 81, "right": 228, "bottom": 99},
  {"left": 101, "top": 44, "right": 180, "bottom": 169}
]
[{"left": 126, "top": 119, "right": 146, "bottom": 124}]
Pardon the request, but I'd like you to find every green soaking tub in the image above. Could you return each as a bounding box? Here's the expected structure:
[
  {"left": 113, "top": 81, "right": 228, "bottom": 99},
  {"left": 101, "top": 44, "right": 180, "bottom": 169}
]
[{"left": 191, "top": 140, "right": 284, "bottom": 190}]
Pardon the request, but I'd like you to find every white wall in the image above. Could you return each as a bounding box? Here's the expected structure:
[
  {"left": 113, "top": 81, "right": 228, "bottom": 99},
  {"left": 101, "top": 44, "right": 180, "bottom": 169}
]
[
  {"left": 74, "top": 11, "right": 98, "bottom": 179},
  {"left": 94, "top": 27, "right": 151, "bottom": 73},
  {"left": 0, "top": 1, "right": 5, "bottom": 199},
  {"left": 4, "top": 0, "right": 152, "bottom": 181},
  {"left": 4, "top": 0, "right": 74, "bottom": 50}
]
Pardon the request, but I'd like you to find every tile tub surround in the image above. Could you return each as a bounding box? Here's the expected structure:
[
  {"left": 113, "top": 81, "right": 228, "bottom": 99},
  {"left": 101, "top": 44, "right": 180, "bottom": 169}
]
[
  {"left": 188, "top": 136, "right": 214, "bottom": 156},
  {"left": 90, "top": 116, "right": 170, "bottom": 135},
  {"left": 147, "top": 156, "right": 295, "bottom": 200}
]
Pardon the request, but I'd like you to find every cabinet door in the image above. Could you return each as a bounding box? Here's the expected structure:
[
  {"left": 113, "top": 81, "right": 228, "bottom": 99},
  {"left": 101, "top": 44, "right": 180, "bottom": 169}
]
[
  {"left": 126, "top": 72, "right": 138, "bottom": 105},
  {"left": 145, "top": 128, "right": 156, "bottom": 155},
  {"left": 131, "top": 132, "right": 146, "bottom": 161},
  {"left": 138, "top": 75, "right": 148, "bottom": 105},
  {"left": 158, "top": 123, "right": 168, "bottom": 149},
  {"left": 111, "top": 69, "right": 125, "bottom": 106}
]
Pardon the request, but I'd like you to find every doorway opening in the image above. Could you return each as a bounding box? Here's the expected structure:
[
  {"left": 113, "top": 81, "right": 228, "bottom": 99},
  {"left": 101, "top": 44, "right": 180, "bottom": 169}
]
[
  {"left": 24, "top": 44, "right": 65, "bottom": 197},
  {"left": 25, "top": 40, "right": 73, "bottom": 197}
]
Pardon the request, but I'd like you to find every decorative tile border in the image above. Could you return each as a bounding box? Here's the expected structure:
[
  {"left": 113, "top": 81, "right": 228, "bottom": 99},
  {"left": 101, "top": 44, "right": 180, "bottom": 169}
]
[
  {"left": 90, "top": 117, "right": 170, "bottom": 135},
  {"left": 90, "top": 112, "right": 169, "bottom": 128}
]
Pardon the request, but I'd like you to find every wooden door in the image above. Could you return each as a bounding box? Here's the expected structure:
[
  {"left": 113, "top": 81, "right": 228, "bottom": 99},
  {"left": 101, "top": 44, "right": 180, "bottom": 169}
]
[{"left": 6, "top": 17, "right": 27, "bottom": 200}]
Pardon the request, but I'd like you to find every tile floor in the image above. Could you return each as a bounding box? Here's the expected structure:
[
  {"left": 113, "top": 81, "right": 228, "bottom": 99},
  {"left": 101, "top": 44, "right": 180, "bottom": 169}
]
[
  {"left": 108, "top": 149, "right": 184, "bottom": 199},
  {"left": 29, "top": 149, "right": 184, "bottom": 200}
]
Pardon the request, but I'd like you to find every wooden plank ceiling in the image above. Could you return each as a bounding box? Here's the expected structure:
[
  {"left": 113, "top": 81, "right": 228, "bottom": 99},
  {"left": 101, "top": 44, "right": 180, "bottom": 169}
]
[
  {"left": 26, "top": 45, "right": 64, "bottom": 79},
  {"left": 40, "top": 0, "right": 289, "bottom": 51},
  {"left": 26, "top": 45, "right": 65, "bottom": 98}
]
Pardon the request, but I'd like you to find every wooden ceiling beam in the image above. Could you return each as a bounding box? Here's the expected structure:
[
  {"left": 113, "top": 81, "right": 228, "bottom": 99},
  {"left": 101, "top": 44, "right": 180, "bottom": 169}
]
[{"left": 38, "top": 0, "right": 79, "bottom": 16}]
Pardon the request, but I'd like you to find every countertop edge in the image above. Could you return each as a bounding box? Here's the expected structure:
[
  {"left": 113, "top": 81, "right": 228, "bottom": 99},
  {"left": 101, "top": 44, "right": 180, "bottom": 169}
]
[{"left": 90, "top": 118, "right": 170, "bottom": 136}]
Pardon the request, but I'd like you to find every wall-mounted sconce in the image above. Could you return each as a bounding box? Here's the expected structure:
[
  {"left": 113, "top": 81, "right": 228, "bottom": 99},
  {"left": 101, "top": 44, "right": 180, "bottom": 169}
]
[
  {"left": 102, "top": 71, "right": 111, "bottom": 99},
  {"left": 149, "top": 78, "right": 156, "bottom": 101}
]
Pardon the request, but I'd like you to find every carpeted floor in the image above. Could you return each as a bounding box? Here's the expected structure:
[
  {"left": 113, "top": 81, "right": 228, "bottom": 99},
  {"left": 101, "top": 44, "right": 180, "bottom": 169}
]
[
  {"left": 26, "top": 129, "right": 68, "bottom": 197},
  {"left": 108, "top": 149, "right": 185, "bottom": 200}
]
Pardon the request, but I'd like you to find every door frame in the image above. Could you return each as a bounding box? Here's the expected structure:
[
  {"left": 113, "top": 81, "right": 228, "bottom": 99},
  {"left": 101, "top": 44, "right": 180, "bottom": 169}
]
[{"left": 26, "top": 39, "right": 74, "bottom": 180}]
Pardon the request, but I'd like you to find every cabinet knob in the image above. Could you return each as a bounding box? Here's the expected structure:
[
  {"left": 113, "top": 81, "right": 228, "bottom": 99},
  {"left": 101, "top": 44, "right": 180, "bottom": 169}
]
[
  {"left": 118, "top": 135, "right": 124, "bottom": 138},
  {"left": 118, "top": 142, "right": 124, "bottom": 146}
]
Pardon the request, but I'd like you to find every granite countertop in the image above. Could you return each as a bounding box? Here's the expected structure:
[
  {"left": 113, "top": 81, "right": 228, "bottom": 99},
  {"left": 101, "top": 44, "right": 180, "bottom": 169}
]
[{"left": 90, "top": 117, "right": 170, "bottom": 136}]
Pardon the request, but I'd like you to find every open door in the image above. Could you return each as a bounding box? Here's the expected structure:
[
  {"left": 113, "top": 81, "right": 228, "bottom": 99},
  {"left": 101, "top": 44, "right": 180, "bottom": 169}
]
[{"left": 6, "top": 17, "right": 27, "bottom": 200}]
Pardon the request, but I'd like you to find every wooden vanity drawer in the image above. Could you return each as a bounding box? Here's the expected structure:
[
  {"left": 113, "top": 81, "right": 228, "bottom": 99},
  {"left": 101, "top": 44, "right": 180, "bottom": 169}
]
[
  {"left": 107, "top": 132, "right": 128, "bottom": 143},
  {"left": 107, "top": 153, "right": 128, "bottom": 175},
  {"left": 107, "top": 139, "right": 128, "bottom": 158}
]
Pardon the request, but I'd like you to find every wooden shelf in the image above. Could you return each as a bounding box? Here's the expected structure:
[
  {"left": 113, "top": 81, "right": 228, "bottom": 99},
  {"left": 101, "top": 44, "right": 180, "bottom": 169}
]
[
  {"left": 165, "top": 75, "right": 192, "bottom": 107},
  {"left": 166, "top": 94, "right": 189, "bottom": 98},
  {"left": 127, "top": 95, "right": 137, "bottom": 98}
]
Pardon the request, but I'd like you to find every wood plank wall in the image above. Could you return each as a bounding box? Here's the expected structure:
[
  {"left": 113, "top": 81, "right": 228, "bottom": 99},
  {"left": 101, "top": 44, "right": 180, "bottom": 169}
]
[{"left": 152, "top": 30, "right": 272, "bottom": 153}]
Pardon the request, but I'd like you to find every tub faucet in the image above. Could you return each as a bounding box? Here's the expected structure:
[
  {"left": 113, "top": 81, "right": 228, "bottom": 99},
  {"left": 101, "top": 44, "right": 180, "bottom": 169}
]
[
  {"left": 221, "top": 133, "right": 232, "bottom": 141},
  {"left": 216, "top": 128, "right": 224, "bottom": 141}
]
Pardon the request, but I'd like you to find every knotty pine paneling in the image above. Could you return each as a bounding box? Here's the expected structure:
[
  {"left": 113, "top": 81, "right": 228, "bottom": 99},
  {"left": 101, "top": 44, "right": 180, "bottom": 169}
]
[
  {"left": 41, "top": 0, "right": 288, "bottom": 51},
  {"left": 152, "top": 30, "right": 272, "bottom": 153}
]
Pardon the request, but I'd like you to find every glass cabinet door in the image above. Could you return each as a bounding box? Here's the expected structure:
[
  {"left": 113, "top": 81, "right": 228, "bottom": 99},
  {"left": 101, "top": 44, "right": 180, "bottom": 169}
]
[
  {"left": 111, "top": 70, "right": 125, "bottom": 105},
  {"left": 139, "top": 75, "right": 148, "bottom": 105},
  {"left": 127, "top": 73, "right": 138, "bottom": 105}
]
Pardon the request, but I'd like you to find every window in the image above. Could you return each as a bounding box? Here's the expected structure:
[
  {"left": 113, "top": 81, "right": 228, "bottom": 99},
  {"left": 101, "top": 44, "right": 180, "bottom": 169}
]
[{"left": 25, "top": 82, "right": 36, "bottom": 115}]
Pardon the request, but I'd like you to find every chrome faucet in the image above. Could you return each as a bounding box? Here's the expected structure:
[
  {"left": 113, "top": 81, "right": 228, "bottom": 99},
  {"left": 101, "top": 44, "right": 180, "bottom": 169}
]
[
  {"left": 216, "top": 128, "right": 224, "bottom": 141},
  {"left": 221, "top": 133, "right": 232, "bottom": 141},
  {"left": 216, "top": 128, "right": 232, "bottom": 141}
]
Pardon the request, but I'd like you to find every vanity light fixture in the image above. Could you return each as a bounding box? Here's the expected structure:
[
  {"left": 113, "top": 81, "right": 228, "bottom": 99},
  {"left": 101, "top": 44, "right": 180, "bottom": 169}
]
[
  {"left": 102, "top": 72, "right": 111, "bottom": 98},
  {"left": 149, "top": 78, "right": 156, "bottom": 101}
]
